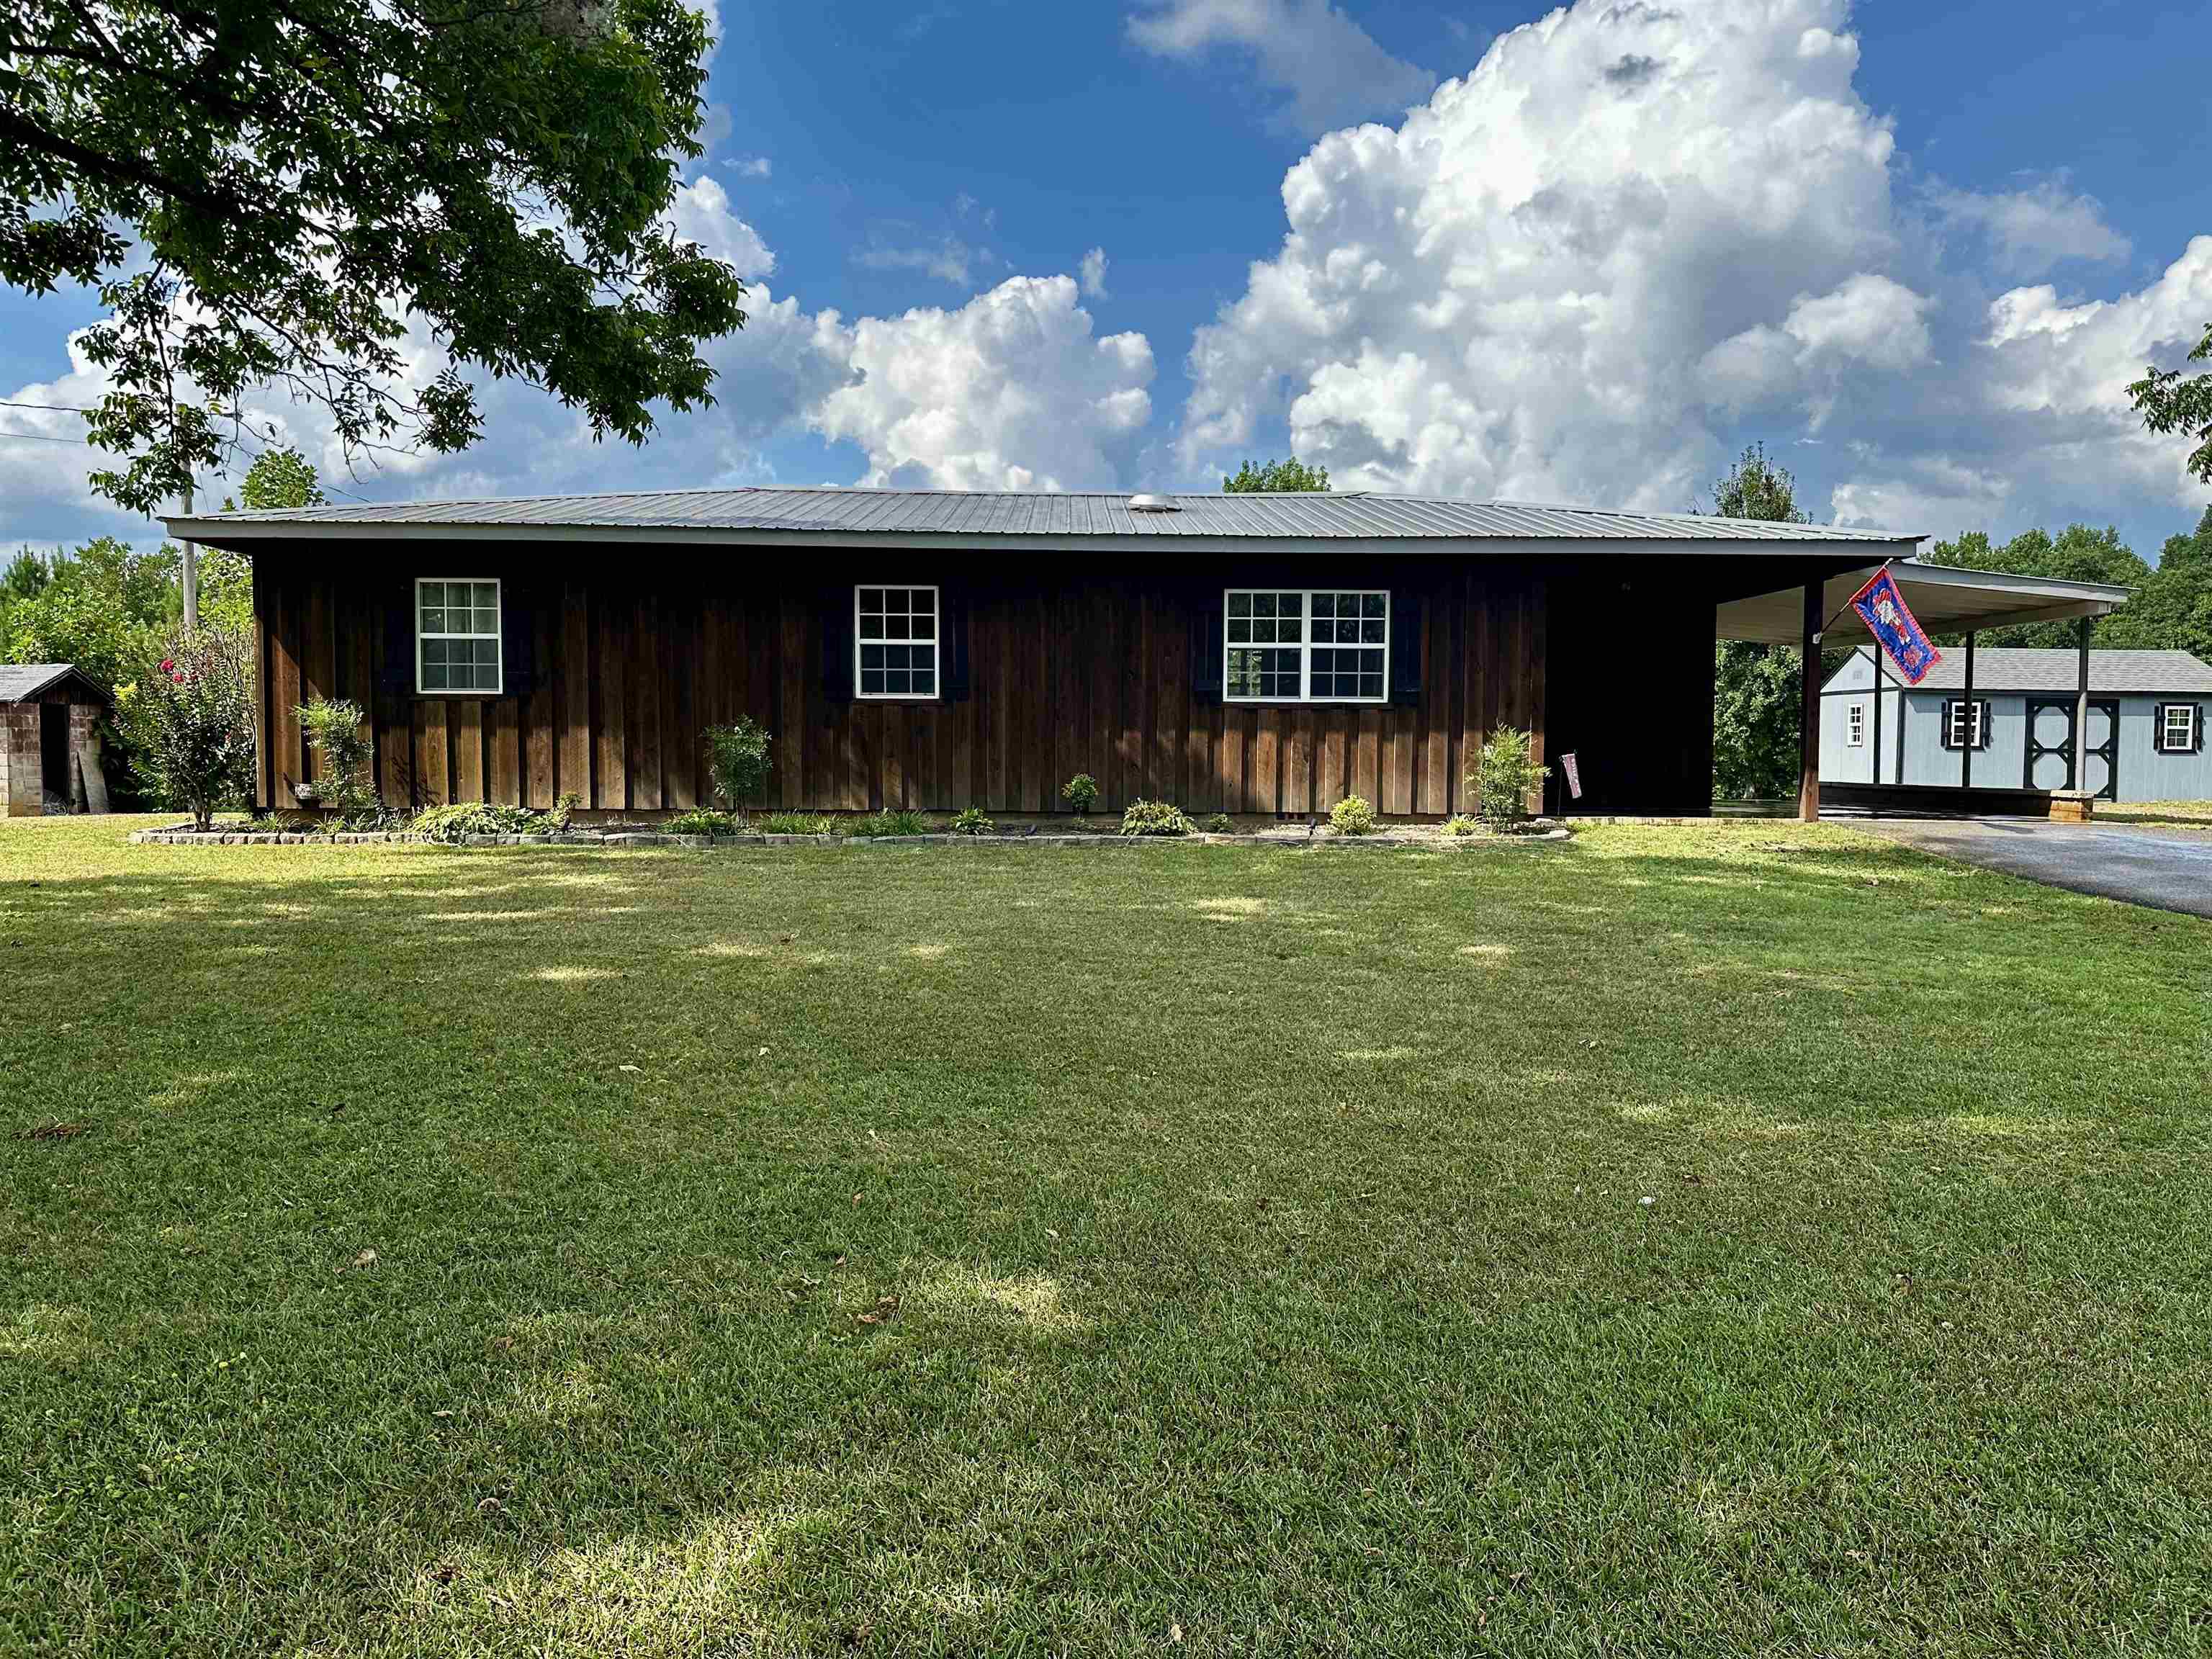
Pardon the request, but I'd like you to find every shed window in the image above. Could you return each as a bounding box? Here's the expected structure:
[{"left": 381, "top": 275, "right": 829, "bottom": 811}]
[
  {"left": 856, "top": 585, "right": 938, "bottom": 700},
  {"left": 1846, "top": 704, "right": 1865, "bottom": 747},
  {"left": 1225, "top": 588, "right": 1388, "bottom": 703},
  {"left": 417, "top": 579, "right": 501, "bottom": 693},
  {"left": 2159, "top": 703, "right": 2200, "bottom": 753},
  {"left": 1943, "top": 698, "right": 1990, "bottom": 752}
]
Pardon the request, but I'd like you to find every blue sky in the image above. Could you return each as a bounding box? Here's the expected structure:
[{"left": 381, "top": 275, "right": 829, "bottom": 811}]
[{"left": 5, "top": 0, "right": 2208, "bottom": 557}]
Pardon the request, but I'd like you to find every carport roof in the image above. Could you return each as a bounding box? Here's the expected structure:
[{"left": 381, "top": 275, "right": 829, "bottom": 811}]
[{"left": 1717, "top": 561, "right": 2132, "bottom": 647}]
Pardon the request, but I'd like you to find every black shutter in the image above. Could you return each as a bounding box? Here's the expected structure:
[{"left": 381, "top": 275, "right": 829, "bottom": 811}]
[
  {"left": 1192, "top": 596, "right": 1223, "bottom": 706},
  {"left": 1977, "top": 700, "right": 1992, "bottom": 752},
  {"left": 2197, "top": 704, "right": 2207, "bottom": 755},
  {"left": 1938, "top": 701, "right": 1954, "bottom": 751},
  {"left": 381, "top": 578, "right": 415, "bottom": 694},
  {"left": 1390, "top": 588, "right": 1422, "bottom": 707},
  {"left": 501, "top": 580, "right": 536, "bottom": 698},
  {"left": 942, "top": 582, "right": 971, "bottom": 701},
  {"left": 822, "top": 584, "right": 855, "bottom": 702}
]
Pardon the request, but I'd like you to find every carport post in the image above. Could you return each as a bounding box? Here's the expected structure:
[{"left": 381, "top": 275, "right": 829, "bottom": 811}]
[
  {"left": 1798, "top": 580, "right": 1822, "bottom": 823},
  {"left": 1960, "top": 632, "right": 1976, "bottom": 788},
  {"left": 2074, "top": 616, "right": 2092, "bottom": 788}
]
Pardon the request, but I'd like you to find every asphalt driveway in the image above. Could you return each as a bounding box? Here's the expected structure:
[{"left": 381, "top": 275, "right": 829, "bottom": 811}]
[{"left": 1857, "top": 817, "right": 2212, "bottom": 918}]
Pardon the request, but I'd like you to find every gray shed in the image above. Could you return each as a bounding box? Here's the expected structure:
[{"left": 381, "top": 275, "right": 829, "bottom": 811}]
[
  {"left": 1, "top": 664, "right": 111, "bottom": 817},
  {"left": 1819, "top": 647, "right": 2212, "bottom": 803}
]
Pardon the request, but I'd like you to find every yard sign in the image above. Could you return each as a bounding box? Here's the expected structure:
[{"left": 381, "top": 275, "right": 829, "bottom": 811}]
[{"left": 1848, "top": 567, "right": 1941, "bottom": 685}]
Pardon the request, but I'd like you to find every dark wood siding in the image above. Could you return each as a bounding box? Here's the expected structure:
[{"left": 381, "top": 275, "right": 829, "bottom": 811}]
[{"left": 250, "top": 549, "right": 1554, "bottom": 817}]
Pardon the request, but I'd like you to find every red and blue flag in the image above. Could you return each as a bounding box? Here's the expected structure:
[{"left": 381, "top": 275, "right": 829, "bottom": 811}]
[{"left": 1848, "top": 567, "right": 1941, "bottom": 685}]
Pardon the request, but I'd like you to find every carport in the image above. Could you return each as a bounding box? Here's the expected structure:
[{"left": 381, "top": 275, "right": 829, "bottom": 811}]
[{"left": 1717, "top": 563, "right": 2134, "bottom": 822}]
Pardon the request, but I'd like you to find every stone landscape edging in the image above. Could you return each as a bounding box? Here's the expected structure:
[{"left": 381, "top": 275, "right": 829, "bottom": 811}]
[{"left": 129, "top": 824, "right": 1573, "bottom": 850}]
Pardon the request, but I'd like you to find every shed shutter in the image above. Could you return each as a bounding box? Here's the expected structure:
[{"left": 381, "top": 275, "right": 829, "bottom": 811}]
[
  {"left": 1977, "top": 700, "right": 1992, "bottom": 751},
  {"left": 381, "top": 579, "right": 415, "bottom": 694},
  {"left": 2198, "top": 703, "right": 2207, "bottom": 755},
  {"left": 501, "top": 581, "right": 536, "bottom": 698},
  {"left": 942, "top": 581, "right": 972, "bottom": 701},
  {"left": 1389, "top": 588, "right": 1422, "bottom": 707},
  {"left": 1192, "top": 597, "right": 1223, "bottom": 706},
  {"left": 1941, "top": 700, "right": 1959, "bottom": 750},
  {"left": 821, "top": 585, "right": 855, "bottom": 703}
]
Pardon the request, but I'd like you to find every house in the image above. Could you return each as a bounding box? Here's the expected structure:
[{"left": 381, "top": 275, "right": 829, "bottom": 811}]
[
  {"left": 162, "top": 489, "right": 2131, "bottom": 820},
  {"left": 1820, "top": 647, "right": 2212, "bottom": 804},
  {"left": 1, "top": 664, "right": 110, "bottom": 817}
]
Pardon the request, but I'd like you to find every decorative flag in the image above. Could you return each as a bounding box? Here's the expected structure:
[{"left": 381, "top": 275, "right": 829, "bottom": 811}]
[{"left": 1848, "top": 567, "right": 1941, "bottom": 685}]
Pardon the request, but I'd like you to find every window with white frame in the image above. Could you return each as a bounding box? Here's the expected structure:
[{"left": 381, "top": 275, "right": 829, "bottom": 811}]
[
  {"left": 1846, "top": 703, "right": 1865, "bottom": 747},
  {"left": 855, "top": 585, "right": 938, "bottom": 699},
  {"left": 1225, "top": 588, "right": 1388, "bottom": 703},
  {"left": 2159, "top": 702, "right": 2200, "bottom": 752},
  {"left": 416, "top": 579, "right": 501, "bottom": 693},
  {"left": 1944, "top": 698, "right": 1987, "bottom": 750}
]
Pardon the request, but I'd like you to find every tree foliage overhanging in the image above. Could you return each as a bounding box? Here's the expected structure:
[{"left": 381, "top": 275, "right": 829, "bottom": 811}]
[
  {"left": 2129, "top": 324, "right": 2212, "bottom": 484},
  {"left": 1, "top": 0, "right": 748, "bottom": 513}
]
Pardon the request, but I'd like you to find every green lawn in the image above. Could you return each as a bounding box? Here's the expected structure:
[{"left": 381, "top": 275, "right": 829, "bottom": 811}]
[{"left": 4, "top": 816, "right": 2210, "bottom": 1656}]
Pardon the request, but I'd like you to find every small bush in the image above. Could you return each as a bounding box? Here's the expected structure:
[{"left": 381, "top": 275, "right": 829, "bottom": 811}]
[
  {"left": 704, "top": 718, "right": 773, "bottom": 811},
  {"left": 1120, "top": 799, "right": 1193, "bottom": 837},
  {"left": 759, "top": 811, "right": 840, "bottom": 836},
  {"left": 667, "top": 808, "right": 740, "bottom": 835},
  {"left": 410, "top": 803, "right": 565, "bottom": 843},
  {"left": 135, "top": 626, "right": 257, "bottom": 830},
  {"left": 1061, "top": 773, "right": 1099, "bottom": 814},
  {"left": 1328, "top": 794, "right": 1377, "bottom": 836},
  {"left": 298, "top": 698, "right": 374, "bottom": 812},
  {"left": 1470, "top": 726, "right": 1551, "bottom": 830},
  {"left": 851, "top": 809, "right": 929, "bottom": 838},
  {"left": 948, "top": 806, "right": 994, "bottom": 835},
  {"left": 1202, "top": 813, "right": 1233, "bottom": 833},
  {"left": 1440, "top": 814, "right": 1483, "bottom": 837}
]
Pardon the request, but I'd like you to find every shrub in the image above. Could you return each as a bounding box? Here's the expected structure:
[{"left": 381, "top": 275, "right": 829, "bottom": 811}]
[
  {"left": 1328, "top": 794, "right": 1377, "bottom": 835},
  {"left": 135, "top": 625, "right": 257, "bottom": 830},
  {"left": 759, "top": 811, "right": 839, "bottom": 836},
  {"left": 1440, "top": 814, "right": 1483, "bottom": 837},
  {"left": 703, "top": 718, "right": 773, "bottom": 811},
  {"left": 1202, "top": 813, "right": 1233, "bottom": 833},
  {"left": 949, "top": 806, "right": 994, "bottom": 835},
  {"left": 297, "top": 698, "right": 374, "bottom": 812},
  {"left": 1120, "top": 799, "right": 1193, "bottom": 837},
  {"left": 1469, "top": 727, "right": 1551, "bottom": 830},
  {"left": 410, "top": 802, "right": 565, "bottom": 843},
  {"left": 666, "top": 807, "right": 740, "bottom": 835},
  {"left": 1061, "top": 773, "right": 1099, "bottom": 814},
  {"left": 851, "top": 809, "right": 929, "bottom": 838}
]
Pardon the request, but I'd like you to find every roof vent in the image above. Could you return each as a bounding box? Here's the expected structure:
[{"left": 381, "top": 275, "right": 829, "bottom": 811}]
[{"left": 1128, "top": 493, "right": 1179, "bottom": 513}]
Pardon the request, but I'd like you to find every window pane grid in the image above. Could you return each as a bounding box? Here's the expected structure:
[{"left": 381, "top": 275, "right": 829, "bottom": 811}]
[
  {"left": 2162, "top": 705, "right": 2196, "bottom": 750},
  {"left": 1224, "top": 588, "right": 1388, "bottom": 703},
  {"left": 418, "top": 578, "right": 501, "bottom": 693},
  {"left": 857, "top": 585, "right": 940, "bottom": 698}
]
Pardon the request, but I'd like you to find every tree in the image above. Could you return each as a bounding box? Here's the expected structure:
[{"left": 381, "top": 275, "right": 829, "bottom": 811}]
[
  {"left": 4, "top": 0, "right": 749, "bottom": 515},
  {"left": 1224, "top": 457, "right": 1330, "bottom": 493},
  {"left": 2128, "top": 325, "right": 2212, "bottom": 484},
  {"left": 234, "top": 447, "right": 327, "bottom": 512},
  {"left": 1704, "top": 444, "right": 1812, "bottom": 800}
]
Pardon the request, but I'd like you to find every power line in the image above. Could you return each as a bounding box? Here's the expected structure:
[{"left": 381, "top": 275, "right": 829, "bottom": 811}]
[
  {"left": 0, "top": 397, "right": 94, "bottom": 414},
  {"left": 0, "top": 428, "right": 91, "bottom": 444}
]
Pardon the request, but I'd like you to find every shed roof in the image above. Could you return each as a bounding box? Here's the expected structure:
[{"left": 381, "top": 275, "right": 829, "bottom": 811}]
[
  {"left": 164, "top": 486, "right": 1918, "bottom": 555},
  {"left": 0, "top": 663, "right": 108, "bottom": 705},
  {"left": 1829, "top": 647, "right": 2212, "bottom": 696}
]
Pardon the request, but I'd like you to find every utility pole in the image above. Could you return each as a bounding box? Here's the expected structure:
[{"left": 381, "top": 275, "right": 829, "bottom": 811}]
[{"left": 180, "top": 482, "right": 198, "bottom": 629}]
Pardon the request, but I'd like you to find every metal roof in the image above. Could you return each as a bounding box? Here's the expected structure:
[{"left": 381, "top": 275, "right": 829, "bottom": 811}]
[
  {"left": 0, "top": 663, "right": 107, "bottom": 704},
  {"left": 165, "top": 487, "right": 1918, "bottom": 554},
  {"left": 1837, "top": 647, "right": 2212, "bottom": 696},
  {"left": 1719, "top": 562, "right": 2133, "bottom": 646}
]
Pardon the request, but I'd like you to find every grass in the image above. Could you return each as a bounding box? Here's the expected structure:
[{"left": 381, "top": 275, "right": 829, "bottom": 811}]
[
  {"left": 2104, "top": 799, "right": 2212, "bottom": 831},
  {"left": 4, "top": 814, "right": 2211, "bottom": 1655}
]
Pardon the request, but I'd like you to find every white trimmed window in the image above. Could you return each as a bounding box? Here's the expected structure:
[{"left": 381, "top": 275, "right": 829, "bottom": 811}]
[
  {"left": 856, "top": 585, "right": 938, "bottom": 699},
  {"left": 1846, "top": 704, "right": 1865, "bottom": 747},
  {"left": 1225, "top": 588, "right": 1389, "bottom": 703},
  {"left": 417, "top": 579, "right": 501, "bottom": 693},
  {"left": 2159, "top": 702, "right": 2200, "bottom": 753},
  {"left": 1943, "top": 698, "right": 1989, "bottom": 751}
]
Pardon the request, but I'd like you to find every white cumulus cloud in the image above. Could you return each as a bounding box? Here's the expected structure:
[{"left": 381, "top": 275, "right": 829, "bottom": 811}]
[
  {"left": 1177, "top": 0, "right": 2211, "bottom": 543},
  {"left": 1079, "top": 247, "right": 1110, "bottom": 300},
  {"left": 669, "top": 176, "right": 775, "bottom": 279}
]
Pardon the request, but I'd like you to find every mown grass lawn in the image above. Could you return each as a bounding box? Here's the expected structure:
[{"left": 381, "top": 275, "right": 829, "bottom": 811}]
[{"left": 4, "top": 814, "right": 2210, "bottom": 1656}]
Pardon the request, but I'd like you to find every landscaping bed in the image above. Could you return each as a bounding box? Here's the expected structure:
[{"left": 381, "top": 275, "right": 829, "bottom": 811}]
[{"left": 129, "top": 819, "right": 1574, "bottom": 849}]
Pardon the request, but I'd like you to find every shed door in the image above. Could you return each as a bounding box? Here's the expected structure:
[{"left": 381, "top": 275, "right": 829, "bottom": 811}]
[
  {"left": 40, "top": 703, "right": 70, "bottom": 801},
  {"left": 2023, "top": 698, "right": 2118, "bottom": 799}
]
